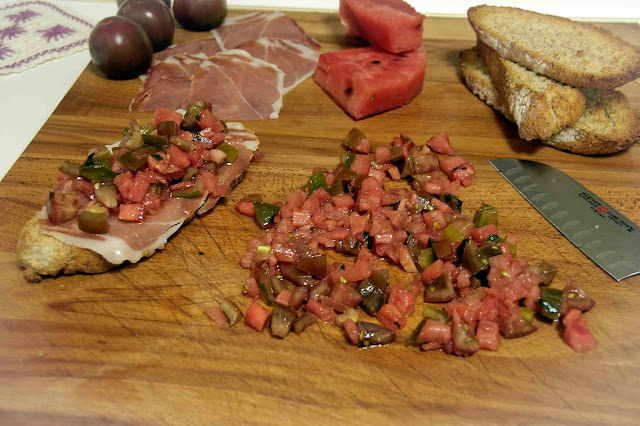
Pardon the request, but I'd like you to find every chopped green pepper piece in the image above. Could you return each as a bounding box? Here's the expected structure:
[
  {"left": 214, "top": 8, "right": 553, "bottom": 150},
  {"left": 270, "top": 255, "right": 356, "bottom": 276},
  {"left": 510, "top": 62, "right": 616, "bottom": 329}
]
[
  {"left": 118, "top": 145, "right": 159, "bottom": 171},
  {"left": 478, "top": 245, "right": 502, "bottom": 259},
  {"left": 462, "top": 243, "right": 489, "bottom": 275},
  {"left": 533, "top": 261, "right": 558, "bottom": 286},
  {"left": 431, "top": 239, "right": 453, "bottom": 259},
  {"left": 422, "top": 306, "right": 450, "bottom": 323},
  {"left": 520, "top": 307, "right": 535, "bottom": 323},
  {"left": 357, "top": 277, "right": 387, "bottom": 315},
  {"left": 139, "top": 123, "right": 156, "bottom": 135},
  {"left": 343, "top": 151, "right": 355, "bottom": 168},
  {"left": 258, "top": 274, "right": 275, "bottom": 306},
  {"left": 341, "top": 127, "right": 366, "bottom": 151},
  {"left": 219, "top": 298, "right": 243, "bottom": 326},
  {"left": 92, "top": 148, "right": 113, "bottom": 163},
  {"left": 182, "top": 100, "right": 208, "bottom": 131},
  {"left": 443, "top": 223, "right": 464, "bottom": 243},
  {"left": 440, "top": 193, "right": 462, "bottom": 212},
  {"left": 475, "top": 204, "right": 499, "bottom": 228},
  {"left": 218, "top": 143, "right": 238, "bottom": 162},
  {"left": 307, "top": 171, "right": 328, "bottom": 194},
  {"left": 253, "top": 202, "right": 280, "bottom": 228},
  {"left": 80, "top": 153, "right": 118, "bottom": 182},
  {"left": 156, "top": 121, "right": 179, "bottom": 137},
  {"left": 59, "top": 160, "right": 81, "bottom": 177},
  {"left": 424, "top": 272, "right": 456, "bottom": 302},
  {"left": 406, "top": 317, "right": 428, "bottom": 346},
  {"left": 77, "top": 204, "right": 109, "bottom": 234},
  {"left": 171, "top": 189, "right": 203, "bottom": 198},
  {"left": 142, "top": 134, "right": 169, "bottom": 148},
  {"left": 417, "top": 248, "right": 436, "bottom": 270},
  {"left": 539, "top": 287, "right": 563, "bottom": 320}
]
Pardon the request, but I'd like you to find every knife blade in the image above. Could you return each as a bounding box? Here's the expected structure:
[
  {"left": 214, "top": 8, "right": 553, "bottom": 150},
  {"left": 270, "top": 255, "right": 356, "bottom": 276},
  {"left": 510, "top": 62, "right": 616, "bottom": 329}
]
[{"left": 489, "top": 159, "right": 640, "bottom": 281}]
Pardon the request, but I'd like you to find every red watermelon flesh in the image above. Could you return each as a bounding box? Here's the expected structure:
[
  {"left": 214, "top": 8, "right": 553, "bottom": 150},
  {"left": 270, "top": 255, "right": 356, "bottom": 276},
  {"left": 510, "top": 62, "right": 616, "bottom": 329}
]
[
  {"left": 340, "top": 0, "right": 424, "bottom": 53},
  {"left": 313, "top": 46, "right": 427, "bottom": 120}
]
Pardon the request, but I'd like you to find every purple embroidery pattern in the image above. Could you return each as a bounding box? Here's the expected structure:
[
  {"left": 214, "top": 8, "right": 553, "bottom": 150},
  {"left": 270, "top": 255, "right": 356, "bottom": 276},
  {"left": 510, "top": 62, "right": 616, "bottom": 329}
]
[
  {"left": 0, "top": 1, "right": 93, "bottom": 74},
  {"left": 0, "top": 43, "right": 14, "bottom": 60},
  {"left": 37, "top": 24, "right": 75, "bottom": 42},
  {"left": 6, "top": 9, "right": 40, "bottom": 23},
  {"left": 0, "top": 24, "right": 26, "bottom": 41}
]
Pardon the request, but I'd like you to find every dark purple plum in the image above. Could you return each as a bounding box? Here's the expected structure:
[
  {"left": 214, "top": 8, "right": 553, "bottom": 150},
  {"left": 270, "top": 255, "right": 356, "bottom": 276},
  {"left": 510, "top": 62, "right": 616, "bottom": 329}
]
[
  {"left": 89, "top": 16, "right": 153, "bottom": 80},
  {"left": 117, "top": 0, "right": 175, "bottom": 52},
  {"left": 173, "top": 0, "right": 227, "bottom": 31}
]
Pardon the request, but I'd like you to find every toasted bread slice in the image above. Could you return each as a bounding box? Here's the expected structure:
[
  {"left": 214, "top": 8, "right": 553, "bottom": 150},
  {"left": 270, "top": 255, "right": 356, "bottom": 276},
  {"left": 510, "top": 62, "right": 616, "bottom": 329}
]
[
  {"left": 459, "top": 47, "right": 511, "bottom": 119},
  {"left": 17, "top": 216, "right": 115, "bottom": 282},
  {"left": 460, "top": 47, "right": 639, "bottom": 155},
  {"left": 478, "top": 41, "right": 585, "bottom": 140},
  {"left": 468, "top": 5, "right": 640, "bottom": 89},
  {"left": 545, "top": 89, "right": 640, "bottom": 155}
]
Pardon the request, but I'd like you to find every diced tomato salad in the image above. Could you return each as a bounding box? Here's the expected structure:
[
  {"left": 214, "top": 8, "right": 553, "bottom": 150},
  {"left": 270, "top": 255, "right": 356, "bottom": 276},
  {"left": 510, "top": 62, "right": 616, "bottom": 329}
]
[
  {"left": 47, "top": 101, "right": 235, "bottom": 234},
  {"left": 216, "top": 128, "right": 597, "bottom": 355}
]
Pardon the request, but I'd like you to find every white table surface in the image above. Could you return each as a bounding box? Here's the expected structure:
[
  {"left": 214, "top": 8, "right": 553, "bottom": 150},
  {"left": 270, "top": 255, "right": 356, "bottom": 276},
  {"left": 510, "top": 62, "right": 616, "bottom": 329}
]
[{"left": 0, "top": 0, "right": 638, "bottom": 181}]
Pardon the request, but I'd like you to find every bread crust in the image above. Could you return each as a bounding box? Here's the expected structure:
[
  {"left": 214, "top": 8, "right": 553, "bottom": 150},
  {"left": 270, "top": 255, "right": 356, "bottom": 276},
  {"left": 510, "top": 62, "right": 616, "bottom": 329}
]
[
  {"left": 460, "top": 47, "right": 639, "bottom": 155},
  {"left": 17, "top": 216, "right": 115, "bottom": 282},
  {"left": 468, "top": 5, "right": 640, "bottom": 89},
  {"left": 478, "top": 41, "right": 585, "bottom": 140}
]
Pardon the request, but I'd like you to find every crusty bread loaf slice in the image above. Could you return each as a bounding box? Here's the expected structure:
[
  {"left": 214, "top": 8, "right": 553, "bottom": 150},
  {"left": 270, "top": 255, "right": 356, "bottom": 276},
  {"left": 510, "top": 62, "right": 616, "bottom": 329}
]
[
  {"left": 459, "top": 47, "right": 511, "bottom": 119},
  {"left": 478, "top": 41, "right": 585, "bottom": 141},
  {"left": 468, "top": 5, "right": 640, "bottom": 89},
  {"left": 545, "top": 89, "right": 640, "bottom": 155},
  {"left": 460, "top": 47, "right": 639, "bottom": 155},
  {"left": 17, "top": 216, "right": 115, "bottom": 282}
]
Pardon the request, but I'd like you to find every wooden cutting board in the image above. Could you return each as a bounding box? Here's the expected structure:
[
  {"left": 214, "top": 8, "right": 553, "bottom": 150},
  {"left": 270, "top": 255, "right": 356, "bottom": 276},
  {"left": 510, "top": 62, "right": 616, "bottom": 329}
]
[{"left": 1, "top": 10, "right": 639, "bottom": 424}]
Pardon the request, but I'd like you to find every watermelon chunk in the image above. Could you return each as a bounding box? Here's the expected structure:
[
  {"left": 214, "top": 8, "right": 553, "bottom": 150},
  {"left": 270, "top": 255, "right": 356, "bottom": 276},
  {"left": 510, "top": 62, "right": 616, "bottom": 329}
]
[
  {"left": 313, "top": 46, "right": 427, "bottom": 120},
  {"left": 340, "top": 0, "right": 424, "bottom": 53}
]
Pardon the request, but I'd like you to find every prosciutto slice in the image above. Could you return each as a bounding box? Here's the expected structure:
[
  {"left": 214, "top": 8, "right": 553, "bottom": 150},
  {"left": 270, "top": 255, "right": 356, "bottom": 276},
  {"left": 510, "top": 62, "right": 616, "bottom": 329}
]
[
  {"left": 236, "top": 37, "right": 319, "bottom": 94},
  {"left": 182, "top": 50, "right": 285, "bottom": 120},
  {"left": 212, "top": 11, "right": 321, "bottom": 51},
  {"left": 153, "top": 38, "right": 223, "bottom": 62},
  {"left": 38, "top": 123, "right": 259, "bottom": 265},
  {"left": 129, "top": 54, "right": 204, "bottom": 112}
]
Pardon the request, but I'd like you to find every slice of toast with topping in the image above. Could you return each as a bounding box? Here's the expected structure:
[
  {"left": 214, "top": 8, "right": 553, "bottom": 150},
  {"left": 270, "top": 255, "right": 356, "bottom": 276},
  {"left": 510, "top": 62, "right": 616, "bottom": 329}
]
[
  {"left": 468, "top": 5, "right": 640, "bottom": 89},
  {"left": 478, "top": 41, "right": 585, "bottom": 141}
]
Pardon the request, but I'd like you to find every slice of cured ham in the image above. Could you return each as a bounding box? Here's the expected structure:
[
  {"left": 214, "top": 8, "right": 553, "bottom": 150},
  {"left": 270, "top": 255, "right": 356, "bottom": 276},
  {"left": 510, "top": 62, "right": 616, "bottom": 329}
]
[
  {"left": 211, "top": 11, "right": 321, "bottom": 51},
  {"left": 182, "top": 50, "right": 285, "bottom": 120},
  {"left": 129, "top": 54, "right": 205, "bottom": 112},
  {"left": 235, "top": 37, "right": 319, "bottom": 94},
  {"left": 37, "top": 123, "right": 259, "bottom": 265},
  {"left": 153, "top": 38, "right": 223, "bottom": 63}
]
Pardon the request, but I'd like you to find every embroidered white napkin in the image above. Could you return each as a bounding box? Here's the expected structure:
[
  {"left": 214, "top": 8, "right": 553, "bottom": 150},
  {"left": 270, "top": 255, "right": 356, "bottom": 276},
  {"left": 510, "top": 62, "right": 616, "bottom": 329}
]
[{"left": 0, "top": 0, "right": 93, "bottom": 75}]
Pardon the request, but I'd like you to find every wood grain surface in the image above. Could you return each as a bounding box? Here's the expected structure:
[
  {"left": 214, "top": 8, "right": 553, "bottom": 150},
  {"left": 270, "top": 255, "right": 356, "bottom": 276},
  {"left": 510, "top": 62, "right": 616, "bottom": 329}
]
[{"left": 1, "top": 10, "right": 639, "bottom": 425}]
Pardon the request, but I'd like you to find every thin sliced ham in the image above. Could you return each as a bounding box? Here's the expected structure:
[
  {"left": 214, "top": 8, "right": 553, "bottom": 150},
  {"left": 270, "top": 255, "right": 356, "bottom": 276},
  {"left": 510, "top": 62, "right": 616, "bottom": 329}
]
[
  {"left": 153, "top": 38, "right": 223, "bottom": 63},
  {"left": 182, "top": 50, "right": 285, "bottom": 120},
  {"left": 235, "top": 37, "right": 319, "bottom": 94},
  {"left": 130, "top": 54, "right": 204, "bottom": 112},
  {"left": 38, "top": 123, "right": 259, "bottom": 265},
  {"left": 211, "top": 11, "right": 321, "bottom": 51}
]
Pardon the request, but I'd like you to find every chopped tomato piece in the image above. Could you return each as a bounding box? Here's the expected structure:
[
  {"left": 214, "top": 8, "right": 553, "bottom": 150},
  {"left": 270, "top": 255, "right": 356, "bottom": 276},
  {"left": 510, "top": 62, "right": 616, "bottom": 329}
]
[
  {"left": 425, "top": 132, "right": 454, "bottom": 155},
  {"left": 476, "top": 319, "right": 500, "bottom": 351},
  {"left": 118, "top": 203, "right": 146, "bottom": 222},
  {"left": 562, "top": 309, "right": 597, "bottom": 352},
  {"left": 417, "top": 319, "right": 451, "bottom": 345},
  {"left": 305, "top": 299, "right": 336, "bottom": 323},
  {"left": 376, "top": 303, "right": 407, "bottom": 331},
  {"left": 204, "top": 306, "right": 227, "bottom": 325},
  {"left": 153, "top": 107, "right": 183, "bottom": 126},
  {"left": 236, "top": 200, "right": 256, "bottom": 217},
  {"left": 439, "top": 156, "right": 466, "bottom": 176},
  {"left": 244, "top": 301, "right": 270, "bottom": 331},
  {"left": 168, "top": 144, "right": 190, "bottom": 170},
  {"left": 422, "top": 259, "right": 443, "bottom": 282},
  {"left": 343, "top": 319, "right": 360, "bottom": 345},
  {"left": 472, "top": 224, "right": 499, "bottom": 242},
  {"left": 375, "top": 145, "right": 391, "bottom": 164},
  {"left": 350, "top": 154, "right": 371, "bottom": 175},
  {"left": 275, "top": 289, "right": 293, "bottom": 306}
]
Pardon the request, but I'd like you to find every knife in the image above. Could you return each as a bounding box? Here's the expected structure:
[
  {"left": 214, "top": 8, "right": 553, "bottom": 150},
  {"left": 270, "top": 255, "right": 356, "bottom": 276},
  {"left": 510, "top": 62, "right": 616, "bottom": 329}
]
[{"left": 489, "top": 159, "right": 640, "bottom": 281}]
